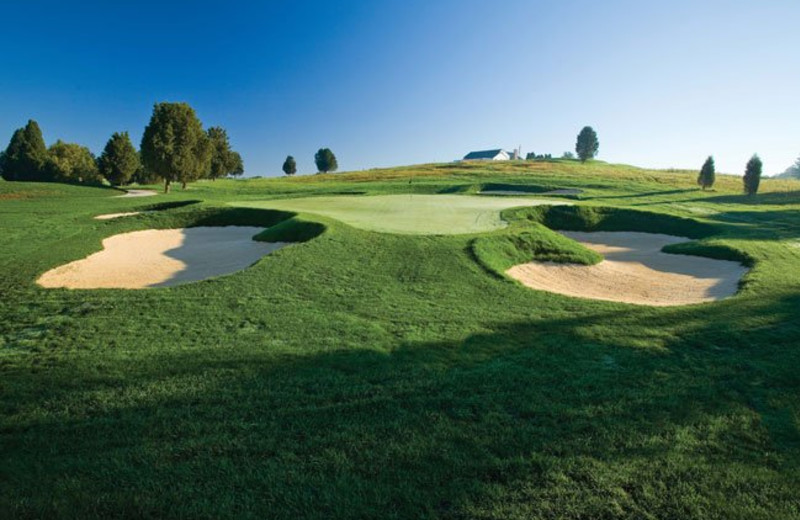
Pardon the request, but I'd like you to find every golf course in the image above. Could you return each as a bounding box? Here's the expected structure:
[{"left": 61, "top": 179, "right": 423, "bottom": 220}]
[{"left": 2, "top": 159, "right": 800, "bottom": 518}]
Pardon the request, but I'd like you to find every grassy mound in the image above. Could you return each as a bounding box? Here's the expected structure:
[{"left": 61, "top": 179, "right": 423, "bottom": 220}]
[
  {"left": 505, "top": 204, "right": 719, "bottom": 238},
  {"left": 472, "top": 224, "right": 602, "bottom": 276}
]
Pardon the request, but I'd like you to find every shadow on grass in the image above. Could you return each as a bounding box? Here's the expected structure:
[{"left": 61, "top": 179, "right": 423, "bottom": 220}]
[{"left": 3, "top": 292, "right": 800, "bottom": 518}]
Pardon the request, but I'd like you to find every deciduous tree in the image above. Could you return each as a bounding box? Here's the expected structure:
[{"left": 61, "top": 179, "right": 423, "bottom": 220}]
[
  {"left": 45, "top": 140, "right": 101, "bottom": 184},
  {"left": 97, "top": 132, "right": 140, "bottom": 185},
  {"left": 314, "top": 148, "right": 338, "bottom": 173},
  {"left": 282, "top": 155, "right": 297, "bottom": 175}
]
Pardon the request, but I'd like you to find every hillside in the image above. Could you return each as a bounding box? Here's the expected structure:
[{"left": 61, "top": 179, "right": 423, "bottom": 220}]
[{"left": 2, "top": 160, "right": 800, "bottom": 519}]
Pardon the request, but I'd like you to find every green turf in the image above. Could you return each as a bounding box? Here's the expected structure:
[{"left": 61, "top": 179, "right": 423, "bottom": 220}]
[
  {"left": 232, "top": 194, "right": 570, "bottom": 235},
  {"left": 2, "top": 161, "right": 800, "bottom": 519}
]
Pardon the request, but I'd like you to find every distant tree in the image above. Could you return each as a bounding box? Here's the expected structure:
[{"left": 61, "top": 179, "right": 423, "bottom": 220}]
[
  {"left": 743, "top": 154, "right": 762, "bottom": 196},
  {"left": 45, "top": 140, "right": 101, "bottom": 185},
  {"left": 229, "top": 152, "right": 244, "bottom": 176},
  {"left": 561, "top": 151, "right": 575, "bottom": 160},
  {"left": 525, "top": 152, "right": 536, "bottom": 160},
  {"left": 140, "top": 102, "right": 211, "bottom": 192},
  {"left": 777, "top": 155, "right": 800, "bottom": 178},
  {"left": 282, "top": 155, "right": 297, "bottom": 176},
  {"left": 97, "top": 131, "right": 140, "bottom": 186},
  {"left": 575, "top": 126, "right": 599, "bottom": 163},
  {"left": 314, "top": 148, "right": 338, "bottom": 173},
  {"left": 206, "top": 126, "right": 243, "bottom": 180},
  {"left": 697, "top": 156, "right": 715, "bottom": 190},
  {"left": 131, "top": 159, "right": 161, "bottom": 185},
  {"left": 1, "top": 120, "right": 48, "bottom": 181}
]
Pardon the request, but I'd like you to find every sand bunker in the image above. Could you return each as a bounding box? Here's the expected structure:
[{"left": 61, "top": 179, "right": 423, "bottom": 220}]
[
  {"left": 115, "top": 189, "right": 157, "bottom": 198},
  {"left": 38, "top": 227, "right": 286, "bottom": 289},
  {"left": 481, "top": 188, "right": 583, "bottom": 196},
  {"left": 507, "top": 231, "right": 747, "bottom": 306},
  {"left": 94, "top": 211, "right": 145, "bottom": 220}
]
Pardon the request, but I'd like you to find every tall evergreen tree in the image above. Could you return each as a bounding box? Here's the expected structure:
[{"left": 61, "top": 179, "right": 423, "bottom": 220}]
[
  {"left": 743, "top": 154, "right": 762, "bottom": 196},
  {"left": 206, "top": 126, "right": 243, "bottom": 180},
  {"left": 1, "top": 120, "right": 48, "bottom": 181},
  {"left": 140, "top": 102, "right": 211, "bottom": 192},
  {"left": 697, "top": 156, "right": 716, "bottom": 190},
  {"left": 97, "top": 132, "right": 140, "bottom": 185},
  {"left": 575, "top": 126, "right": 599, "bottom": 163},
  {"left": 314, "top": 148, "right": 338, "bottom": 173},
  {"left": 282, "top": 155, "right": 297, "bottom": 176}
]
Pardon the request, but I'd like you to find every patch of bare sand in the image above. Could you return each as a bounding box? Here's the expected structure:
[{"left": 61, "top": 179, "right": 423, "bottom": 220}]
[
  {"left": 481, "top": 188, "right": 583, "bottom": 196},
  {"left": 94, "top": 212, "right": 144, "bottom": 220},
  {"left": 507, "top": 231, "right": 747, "bottom": 306},
  {"left": 115, "top": 189, "right": 157, "bottom": 198},
  {"left": 37, "top": 227, "right": 286, "bottom": 289}
]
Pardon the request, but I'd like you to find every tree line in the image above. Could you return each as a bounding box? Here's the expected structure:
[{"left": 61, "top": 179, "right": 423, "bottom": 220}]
[{"left": 0, "top": 102, "right": 243, "bottom": 192}]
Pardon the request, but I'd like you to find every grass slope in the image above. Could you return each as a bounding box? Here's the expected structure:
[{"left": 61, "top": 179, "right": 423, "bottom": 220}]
[
  {"left": 1, "top": 161, "right": 800, "bottom": 519},
  {"left": 233, "top": 194, "right": 569, "bottom": 235}
]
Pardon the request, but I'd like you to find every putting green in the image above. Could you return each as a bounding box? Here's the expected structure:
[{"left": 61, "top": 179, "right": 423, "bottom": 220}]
[{"left": 232, "top": 194, "right": 570, "bottom": 235}]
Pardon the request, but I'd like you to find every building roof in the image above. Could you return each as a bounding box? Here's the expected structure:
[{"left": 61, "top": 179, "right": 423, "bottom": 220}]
[{"left": 463, "top": 149, "right": 506, "bottom": 160}]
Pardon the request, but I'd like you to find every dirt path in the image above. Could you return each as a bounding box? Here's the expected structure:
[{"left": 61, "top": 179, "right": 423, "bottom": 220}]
[
  {"left": 507, "top": 231, "right": 747, "bottom": 306},
  {"left": 37, "top": 227, "right": 286, "bottom": 289}
]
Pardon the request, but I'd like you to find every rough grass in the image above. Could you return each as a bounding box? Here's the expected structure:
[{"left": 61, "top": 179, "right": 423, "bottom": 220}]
[{"left": 1, "top": 162, "right": 800, "bottom": 519}]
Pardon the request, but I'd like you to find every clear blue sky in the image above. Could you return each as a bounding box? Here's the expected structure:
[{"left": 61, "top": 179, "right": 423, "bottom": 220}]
[{"left": 1, "top": 0, "right": 799, "bottom": 176}]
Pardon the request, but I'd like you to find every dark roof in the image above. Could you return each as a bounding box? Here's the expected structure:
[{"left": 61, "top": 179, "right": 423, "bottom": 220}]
[{"left": 463, "top": 149, "right": 505, "bottom": 160}]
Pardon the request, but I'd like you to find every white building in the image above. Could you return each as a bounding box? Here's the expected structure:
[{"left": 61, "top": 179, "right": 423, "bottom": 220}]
[{"left": 462, "top": 148, "right": 519, "bottom": 161}]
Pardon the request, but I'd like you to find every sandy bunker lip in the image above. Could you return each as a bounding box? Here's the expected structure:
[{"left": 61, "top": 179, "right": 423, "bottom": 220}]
[
  {"left": 115, "top": 189, "right": 157, "bottom": 198},
  {"left": 37, "top": 226, "right": 286, "bottom": 289},
  {"left": 507, "top": 231, "right": 748, "bottom": 306},
  {"left": 94, "top": 211, "right": 147, "bottom": 220}
]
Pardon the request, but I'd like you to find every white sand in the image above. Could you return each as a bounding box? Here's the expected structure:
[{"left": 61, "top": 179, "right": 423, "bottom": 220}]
[
  {"left": 481, "top": 188, "right": 583, "bottom": 196},
  {"left": 37, "top": 227, "right": 287, "bottom": 289},
  {"left": 115, "top": 189, "right": 157, "bottom": 198},
  {"left": 94, "top": 212, "right": 144, "bottom": 220},
  {"left": 507, "top": 231, "right": 747, "bottom": 306}
]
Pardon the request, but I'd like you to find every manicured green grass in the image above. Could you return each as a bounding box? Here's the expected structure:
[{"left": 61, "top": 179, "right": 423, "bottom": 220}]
[
  {"left": 1, "top": 162, "right": 800, "bottom": 519},
  {"left": 233, "top": 194, "right": 570, "bottom": 235}
]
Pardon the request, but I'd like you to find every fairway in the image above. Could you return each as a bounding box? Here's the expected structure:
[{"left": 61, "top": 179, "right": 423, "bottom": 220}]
[
  {"left": 3, "top": 161, "right": 800, "bottom": 519},
  {"left": 233, "top": 194, "right": 570, "bottom": 234}
]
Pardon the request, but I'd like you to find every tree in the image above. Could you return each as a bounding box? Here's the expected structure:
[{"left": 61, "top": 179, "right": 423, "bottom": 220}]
[
  {"left": 131, "top": 159, "right": 161, "bottom": 185},
  {"left": 282, "top": 155, "right": 297, "bottom": 176},
  {"left": 1, "top": 120, "right": 48, "bottom": 181},
  {"left": 314, "top": 148, "right": 338, "bottom": 173},
  {"left": 229, "top": 152, "right": 244, "bottom": 177},
  {"left": 45, "top": 140, "right": 101, "bottom": 185},
  {"left": 140, "top": 102, "right": 211, "bottom": 193},
  {"left": 697, "top": 156, "right": 715, "bottom": 190},
  {"left": 575, "top": 126, "right": 599, "bottom": 163},
  {"left": 743, "top": 154, "right": 762, "bottom": 196},
  {"left": 206, "top": 126, "right": 243, "bottom": 180},
  {"left": 561, "top": 151, "right": 576, "bottom": 160},
  {"left": 97, "top": 132, "right": 140, "bottom": 185},
  {"left": 777, "top": 155, "right": 800, "bottom": 178}
]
